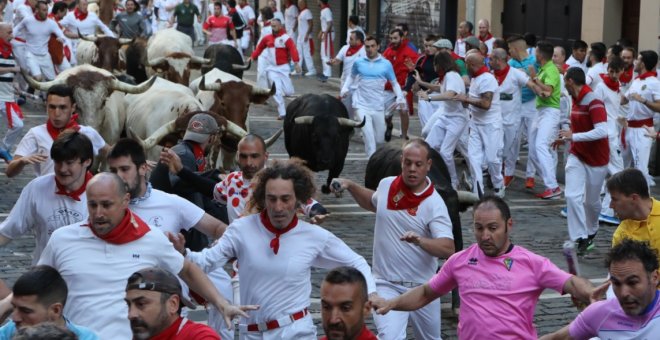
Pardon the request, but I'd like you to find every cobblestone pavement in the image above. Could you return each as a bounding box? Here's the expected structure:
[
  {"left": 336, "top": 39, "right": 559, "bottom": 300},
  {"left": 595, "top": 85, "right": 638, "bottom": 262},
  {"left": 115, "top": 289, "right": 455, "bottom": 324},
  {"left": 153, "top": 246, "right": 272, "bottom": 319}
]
[{"left": 0, "top": 60, "right": 657, "bottom": 339}]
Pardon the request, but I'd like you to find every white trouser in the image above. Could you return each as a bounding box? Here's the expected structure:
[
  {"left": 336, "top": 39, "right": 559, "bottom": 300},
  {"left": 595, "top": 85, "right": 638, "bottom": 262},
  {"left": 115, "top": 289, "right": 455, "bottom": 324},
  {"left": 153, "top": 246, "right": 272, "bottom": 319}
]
[
  {"left": 207, "top": 268, "right": 235, "bottom": 340},
  {"left": 373, "top": 279, "right": 441, "bottom": 340},
  {"left": 1, "top": 102, "right": 23, "bottom": 151},
  {"left": 320, "top": 32, "right": 334, "bottom": 77},
  {"left": 26, "top": 51, "right": 56, "bottom": 80},
  {"left": 194, "top": 17, "right": 204, "bottom": 43},
  {"left": 296, "top": 38, "right": 315, "bottom": 74},
  {"left": 356, "top": 108, "right": 385, "bottom": 157},
  {"left": 266, "top": 65, "right": 294, "bottom": 118},
  {"left": 622, "top": 126, "right": 654, "bottom": 186},
  {"left": 528, "top": 106, "right": 560, "bottom": 189},
  {"left": 341, "top": 90, "right": 356, "bottom": 120},
  {"left": 513, "top": 100, "right": 538, "bottom": 178},
  {"left": 256, "top": 55, "right": 269, "bottom": 89},
  {"left": 239, "top": 314, "right": 316, "bottom": 340},
  {"left": 468, "top": 121, "right": 504, "bottom": 193},
  {"left": 426, "top": 115, "right": 469, "bottom": 189},
  {"left": 503, "top": 121, "right": 521, "bottom": 177},
  {"left": 10, "top": 41, "right": 28, "bottom": 91},
  {"left": 417, "top": 99, "right": 441, "bottom": 130},
  {"left": 565, "top": 154, "right": 608, "bottom": 240},
  {"left": 241, "top": 31, "right": 251, "bottom": 51},
  {"left": 601, "top": 133, "right": 624, "bottom": 215},
  {"left": 56, "top": 57, "right": 71, "bottom": 74}
]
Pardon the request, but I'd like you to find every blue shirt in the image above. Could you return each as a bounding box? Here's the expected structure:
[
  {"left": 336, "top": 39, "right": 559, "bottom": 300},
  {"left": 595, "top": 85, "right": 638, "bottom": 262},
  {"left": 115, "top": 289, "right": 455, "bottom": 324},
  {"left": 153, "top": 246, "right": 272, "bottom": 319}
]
[
  {"left": 509, "top": 54, "right": 538, "bottom": 103},
  {"left": 343, "top": 54, "right": 403, "bottom": 111},
  {"left": 0, "top": 318, "right": 99, "bottom": 340}
]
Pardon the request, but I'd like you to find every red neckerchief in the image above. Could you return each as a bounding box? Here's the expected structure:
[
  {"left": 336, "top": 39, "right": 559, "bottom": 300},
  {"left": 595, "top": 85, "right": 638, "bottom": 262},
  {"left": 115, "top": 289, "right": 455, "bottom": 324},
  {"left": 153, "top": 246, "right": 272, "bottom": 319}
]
[
  {"left": 479, "top": 32, "right": 493, "bottom": 42},
  {"left": 572, "top": 84, "right": 592, "bottom": 103},
  {"left": 0, "top": 39, "right": 12, "bottom": 58},
  {"left": 472, "top": 65, "right": 489, "bottom": 78},
  {"left": 600, "top": 74, "right": 620, "bottom": 92},
  {"left": 86, "top": 209, "right": 150, "bottom": 244},
  {"left": 34, "top": 14, "right": 46, "bottom": 21},
  {"left": 228, "top": 7, "right": 237, "bottom": 15},
  {"left": 493, "top": 64, "right": 510, "bottom": 85},
  {"left": 74, "top": 8, "right": 88, "bottom": 21},
  {"left": 263, "top": 20, "right": 271, "bottom": 27},
  {"left": 562, "top": 64, "right": 569, "bottom": 73},
  {"left": 636, "top": 71, "right": 658, "bottom": 80},
  {"left": 150, "top": 316, "right": 183, "bottom": 340},
  {"left": 346, "top": 43, "right": 363, "bottom": 57},
  {"left": 450, "top": 51, "right": 462, "bottom": 61},
  {"left": 620, "top": 67, "right": 633, "bottom": 83},
  {"left": 190, "top": 142, "right": 206, "bottom": 172},
  {"left": 259, "top": 210, "right": 298, "bottom": 255},
  {"left": 55, "top": 171, "right": 92, "bottom": 201},
  {"left": 320, "top": 2, "right": 330, "bottom": 9},
  {"left": 436, "top": 70, "right": 446, "bottom": 83},
  {"left": 46, "top": 114, "right": 80, "bottom": 140},
  {"left": 386, "top": 175, "right": 434, "bottom": 210}
]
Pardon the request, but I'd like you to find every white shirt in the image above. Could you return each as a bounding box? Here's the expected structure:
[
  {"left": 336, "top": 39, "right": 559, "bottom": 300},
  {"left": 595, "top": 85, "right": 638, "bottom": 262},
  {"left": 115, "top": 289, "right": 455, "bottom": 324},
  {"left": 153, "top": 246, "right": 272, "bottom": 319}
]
[
  {"left": 498, "top": 67, "right": 530, "bottom": 125},
  {"left": 186, "top": 214, "right": 376, "bottom": 324},
  {"left": 13, "top": 16, "right": 65, "bottom": 56},
  {"left": 14, "top": 124, "right": 106, "bottom": 177},
  {"left": 296, "top": 8, "right": 312, "bottom": 42},
  {"left": 60, "top": 10, "right": 115, "bottom": 37},
  {"left": 468, "top": 72, "right": 502, "bottom": 124},
  {"left": 283, "top": 4, "right": 298, "bottom": 34},
  {"left": 441, "top": 71, "right": 467, "bottom": 118},
  {"left": 482, "top": 36, "right": 495, "bottom": 54},
  {"left": 334, "top": 44, "right": 366, "bottom": 88},
  {"left": 129, "top": 186, "right": 205, "bottom": 234},
  {"left": 625, "top": 75, "right": 660, "bottom": 121},
  {"left": 454, "top": 36, "right": 469, "bottom": 58},
  {"left": 566, "top": 55, "right": 588, "bottom": 74},
  {"left": 239, "top": 4, "right": 255, "bottom": 24},
  {"left": 320, "top": 7, "right": 332, "bottom": 33},
  {"left": 586, "top": 62, "right": 607, "bottom": 88},
  {"left": 594, "top": 81, "right": 622, "bottom": 135},
  {"left": 0, "top": 174, "right": 88, "bottom": 264},
  {"left": 371, "top": 176, "right": 453, "bottom": 284},
  {"left": 38, "top": 223, "right": 185, "bottom": 340},
  {"left": 12, "top": 3, "right": 33, "bottom": 40}
]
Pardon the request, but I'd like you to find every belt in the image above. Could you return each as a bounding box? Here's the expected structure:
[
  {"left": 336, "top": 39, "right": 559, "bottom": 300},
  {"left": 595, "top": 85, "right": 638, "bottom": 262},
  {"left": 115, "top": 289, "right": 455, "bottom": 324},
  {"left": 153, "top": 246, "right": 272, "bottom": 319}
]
[
  {"left": 244, "top": 308, "right": 308, "bottom": 332},
  {"left": 388, "top": 280, "right": 422, "bottom": 288},
  {"left": 627, "top": 118, "right": 653, "bottom": 128}
]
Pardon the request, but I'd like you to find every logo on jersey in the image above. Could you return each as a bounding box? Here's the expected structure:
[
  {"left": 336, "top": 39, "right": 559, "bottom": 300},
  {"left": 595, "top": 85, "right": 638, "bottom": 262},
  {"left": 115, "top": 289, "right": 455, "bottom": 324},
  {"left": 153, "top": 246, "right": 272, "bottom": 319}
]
[
  {"left": 132, "top": 254, "right": 140, "bottom": 259},
  {"left": 468, "top": 257, "right": 478, "bottom": 265},
  {"left": 148, "top": 216, "right": 163, "bottom": 228},
  {"left": 407, "top": 207, "right": 418, "bottom": 216},
  {"left": 47, "top": 208, "right": 84, "bottom": 235},
  {"left": 503, "top": 258, "right": 513, "bottom": 271}
]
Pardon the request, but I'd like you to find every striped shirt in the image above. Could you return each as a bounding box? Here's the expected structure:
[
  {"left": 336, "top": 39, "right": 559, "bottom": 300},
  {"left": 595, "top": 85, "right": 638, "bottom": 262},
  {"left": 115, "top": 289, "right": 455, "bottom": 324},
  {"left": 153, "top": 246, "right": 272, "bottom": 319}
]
[{"left": 0, "top": 47, "right": 16, "bottom": 102}]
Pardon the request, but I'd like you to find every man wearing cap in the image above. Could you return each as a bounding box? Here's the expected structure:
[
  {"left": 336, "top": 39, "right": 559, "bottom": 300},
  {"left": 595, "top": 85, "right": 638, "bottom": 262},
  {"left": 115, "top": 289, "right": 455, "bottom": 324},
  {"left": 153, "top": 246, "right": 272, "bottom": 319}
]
[
  {"left": 125, "top": 267, "right": 220, "bottom": 340},
  {"left": 38, "top": 172, "right": 252, "bottom": 339}
]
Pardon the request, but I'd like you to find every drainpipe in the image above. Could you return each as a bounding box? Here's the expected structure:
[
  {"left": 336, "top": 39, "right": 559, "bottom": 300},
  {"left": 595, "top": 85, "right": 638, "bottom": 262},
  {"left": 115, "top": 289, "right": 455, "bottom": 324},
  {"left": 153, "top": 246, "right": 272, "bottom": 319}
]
[{"left": 466, "top": 0, "right": 475, "bottom": 25}]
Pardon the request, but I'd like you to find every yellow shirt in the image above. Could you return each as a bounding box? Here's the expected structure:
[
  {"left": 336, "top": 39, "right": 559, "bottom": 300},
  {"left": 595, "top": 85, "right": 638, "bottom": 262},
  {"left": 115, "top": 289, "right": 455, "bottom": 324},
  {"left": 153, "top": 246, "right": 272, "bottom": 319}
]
[{"left": 612, "top": 198, "right": 660, "bottom": 263}]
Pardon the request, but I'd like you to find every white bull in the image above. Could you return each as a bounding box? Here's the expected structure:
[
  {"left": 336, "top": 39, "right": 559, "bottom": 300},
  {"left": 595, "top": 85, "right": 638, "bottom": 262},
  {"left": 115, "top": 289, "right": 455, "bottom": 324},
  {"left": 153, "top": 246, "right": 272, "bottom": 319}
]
[{"left": 146, "top": 29, "right": 210, "bottom": 85}]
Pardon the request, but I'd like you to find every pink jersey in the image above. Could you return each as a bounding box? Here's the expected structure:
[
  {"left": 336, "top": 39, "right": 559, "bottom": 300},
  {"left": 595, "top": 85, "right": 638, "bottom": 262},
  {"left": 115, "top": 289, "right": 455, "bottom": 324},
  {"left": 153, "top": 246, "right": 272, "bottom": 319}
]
[
  {"left": 428, "top": 244, "right": 572, "bottom": 339},
  {"left": 569, "top": 291, "right": 660, "bottom": 339}
]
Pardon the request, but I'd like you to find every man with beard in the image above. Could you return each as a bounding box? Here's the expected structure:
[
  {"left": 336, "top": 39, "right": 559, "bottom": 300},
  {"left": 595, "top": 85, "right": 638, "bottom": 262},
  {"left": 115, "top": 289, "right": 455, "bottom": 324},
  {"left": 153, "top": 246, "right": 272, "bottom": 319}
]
[
  {"left": 477, "top": 19, "right": 495, "bottom": 54},
  {"left": 125, "top": 267, "right": 219, "bottom": 340},
  {"left": 372, "top": 195, "right": 596, "bottom": 339},
  {"left": 0, "top": 265, "right": 97, "bottom": 339},
  {"left": 0, "top": 131, "right": 94, "bottom": 264},
  {"left": 333, "top": 139, "right": 454, "bottom": 339},
  {"left": 540, "top": 239, "right": 660, "bottom": 339},
  {"left": 110, "top": 0, "right": 148, "bottom": 38},
  {"left": 320, "top": 267, "right": 377, "bottom": 340}
]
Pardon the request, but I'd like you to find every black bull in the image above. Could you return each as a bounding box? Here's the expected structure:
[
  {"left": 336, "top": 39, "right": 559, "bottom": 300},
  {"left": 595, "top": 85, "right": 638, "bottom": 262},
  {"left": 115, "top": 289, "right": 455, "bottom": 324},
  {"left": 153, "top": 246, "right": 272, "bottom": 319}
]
[
  {"left": 284, "top": 94, "right": 364, "bottom": 193},
  {"left": 202, "top": 44, "right": 250, "bottom": 78}
]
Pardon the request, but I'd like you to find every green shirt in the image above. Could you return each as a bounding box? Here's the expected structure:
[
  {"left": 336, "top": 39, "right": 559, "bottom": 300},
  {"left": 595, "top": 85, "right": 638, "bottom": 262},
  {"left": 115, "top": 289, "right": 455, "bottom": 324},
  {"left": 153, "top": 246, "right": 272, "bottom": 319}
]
[
  {"left": 456, "top": 59, "right": 468, "bottom": 77},
  {"left": 173, "top": 3, "right": 199, "bottom": 26},
  {"left": 535, "top": 61, "right": 561, "bottom": 109}
]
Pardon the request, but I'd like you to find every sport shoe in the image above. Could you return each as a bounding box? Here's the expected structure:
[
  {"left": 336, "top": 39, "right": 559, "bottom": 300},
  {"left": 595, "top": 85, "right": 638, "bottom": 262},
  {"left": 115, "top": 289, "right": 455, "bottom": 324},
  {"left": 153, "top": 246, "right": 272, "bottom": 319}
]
[
  {"left": 598, "top": 213, "right": 620, "bottom": 225},
  {"left": 384, "top": 120, "right": 393, "bottom": 142},
  {"left": 0, "top": 148, "right": 12, "bottom": 163},
  {"left": 535, "top": 187, "right": 562, "bottom": 199},
  {"left": 586, "top": 234, "right": 596, "bottom": 251},
  {"left": 304, "top": 71, "right": 317, "bottom": 77},
  {"left": 290, "top": 71, "right": 301, "bottom": 76},
  {"left": 318, "top": 75, "right": 328, "bottom": 82},
  {"left": 493, "top": 187, "right": 505, "bottom": 198},
  {"left": 504, "top": 176, "right": 514, "bottom": 187},
  {"left": 576, "top": 238, "right": 589, "bottom": 256},
  {"left": 525, "top": 177, "right": 535, "bottom": 189},
  {"left": 560, "top": 207, "right": 567, "bottom": 217}
]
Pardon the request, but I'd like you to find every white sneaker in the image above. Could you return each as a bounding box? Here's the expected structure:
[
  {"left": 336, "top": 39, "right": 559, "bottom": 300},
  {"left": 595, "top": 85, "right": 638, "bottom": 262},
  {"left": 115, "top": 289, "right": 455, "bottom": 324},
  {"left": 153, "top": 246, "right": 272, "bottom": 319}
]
[
  {"left": 494, "top": 187, "right": 505, "bottom": 198},
  {"left": 304, "top": 71, "right": 317, "bottom": 77}
]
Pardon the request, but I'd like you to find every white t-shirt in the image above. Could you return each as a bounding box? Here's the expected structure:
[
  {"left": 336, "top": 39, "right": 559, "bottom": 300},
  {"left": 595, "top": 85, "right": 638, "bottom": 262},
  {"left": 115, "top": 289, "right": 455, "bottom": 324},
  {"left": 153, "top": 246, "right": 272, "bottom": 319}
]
[
  {"left": 335, "top": 44, "right": 366, "bottom": 88},
  {"left": 239, "top": 4, "right": 255, "bottom": 24},
  {"left": 12, "top": 3, "right": 32, "bottom": 40},
  {"left": 38, "top": 223, "right": 184, "bottom": 340},
  {"left": 283, "top": 4, "right": 298, "bottom": 34},
  {"left": 625, "top": 76, "right": 660, "bottom": 121},
  {"left": 0, "top": 174, "right": 88, "bottom": 264},
  {"left": 468, "top": 72, "right": 501, "bottom": 124},
  {"left": 482, "top": 36, "right": 495, "bottom": 55},
  {"left": 371, "top": 176, "right": 453, "bottom": 284},
  {"left": 60, "top": 11, "right": 115, "bottom": 37},
  {"left": 14, "top": 124, "right": 106, "bottom": 177},
  {"left": 296, "top": 8, "right": 312, "bottom": 43},
  {"left": 586, "top": 62, "right": 607, "bottom": 88},
  {"left": 566, "top": 55, "right": 588, "bottom": 74},
  {"left": 12, "top": 16, "right": 65, "bottom": 56},
  {"left": 320, "top": 7, "right": 332, "bottom": 33},
  {"left": 594, "top": 82, "right": 622, "bottom": 135},
  {"left": 187, "top": 214, "right": 376, "bottom": 323},
  {"left": 129, "top": 187, "right": 205, "bottom": 234},
  {"left": 498, "top": 67, "right": 530, "bottom": 125},
  {"left": 442, "top": 71, "right": 467, "bottom": 118}
]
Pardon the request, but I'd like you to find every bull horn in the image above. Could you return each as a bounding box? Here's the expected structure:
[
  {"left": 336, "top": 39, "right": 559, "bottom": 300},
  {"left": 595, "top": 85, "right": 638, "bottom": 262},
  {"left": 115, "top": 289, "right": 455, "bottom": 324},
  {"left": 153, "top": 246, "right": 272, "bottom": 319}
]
[
  {"left": 148, "top": 56, "right": 167, "bottom": 66},
  {"left": 130, "top": 120, "right": 177, "bottom": 150},
  {"left": 293, "top": 116, "right": 314, "bottom": 125},
  {"left": 225, "top": 120, "right": 248, "bottom": 138},
  {"left": 190, "top": 55, "right": 212, "bottom": 65},
  {"left": 77, "top": 28, "right": 97, "bottom": 42},
  {"left": 264, "top": 128, "right": 283, "bottom": 147},
  {"left": 250, "top": 83, "right": 275, "bottom": 96},
  {"left": 457, "top": 190, "right": 480, "bottom": 204},
  {"left": 337, "top": 117, "right": 366, "bottom": 128},
  {"left": 232, "top": 58, "right": 252, "bottom": 70},
  {"left": 118, "top": 38, "right": 133, "bottom": 45},
  {"left": 198, "top": 76, "right": 222, "bottom": 91},
  {"left": 111, "top": 75, "right": 157, "bottom": 94},
  {"left": 22, "top": 70, "right": 65, "bottom": 91}
]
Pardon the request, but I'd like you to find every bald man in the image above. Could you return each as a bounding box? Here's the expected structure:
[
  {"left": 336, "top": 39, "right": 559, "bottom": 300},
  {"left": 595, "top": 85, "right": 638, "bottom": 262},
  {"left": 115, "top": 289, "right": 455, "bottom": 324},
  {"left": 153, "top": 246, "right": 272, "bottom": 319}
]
[
  {"left": 477, "top": 19, "right": 495, "bottom": 55},
  {"left": 455, "top": 53, "right": 504, "bottom": 197}
]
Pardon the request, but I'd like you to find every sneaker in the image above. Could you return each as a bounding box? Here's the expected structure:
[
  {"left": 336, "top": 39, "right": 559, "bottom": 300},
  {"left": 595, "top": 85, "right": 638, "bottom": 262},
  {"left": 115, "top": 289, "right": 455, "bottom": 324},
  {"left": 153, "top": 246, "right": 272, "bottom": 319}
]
[
  {"left": 504, "top": 176, "right": 514, "bottom": 187},
  {"left": 493, "top": 187, "right": 505, "bottom": 198},
  {"left": 598, "top": 213, "right": 620, "bottom": 225},
  {"left": 525, "top": 177, "right": 535, "bottom": 189},
  {"left": 560, "top": 207, "right": 567, "bottom": 217},
  {"left": 290, "top": 70, "right": 301, "bottom": 76},
  {"left": 16, "top": 95, "right": 26, "bottom": 106},
  {"left": 304, "top": 71, "right": 317, "bottom": 77},
  {"left": 384, "top": 120, "right": 393, "bottom": 142},
  {"left": 586, "top": 234, "right": 596, "bottom": 251},
  {"left": 318, "top": 75, "right": 329, "bottom": 82},
  {"left": 576, "top": 238, "right": 589, "bottom": 256},
  {"left": 0, "top": 148, "right": 11, "bottom": 163},
  {"left": 535, "top": 187, "right": 562, "bottom": 199}
]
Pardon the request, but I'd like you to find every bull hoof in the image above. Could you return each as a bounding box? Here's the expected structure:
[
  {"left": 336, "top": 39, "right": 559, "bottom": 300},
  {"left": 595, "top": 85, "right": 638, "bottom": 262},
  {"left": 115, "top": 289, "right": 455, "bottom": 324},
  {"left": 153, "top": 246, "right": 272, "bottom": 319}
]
[{"left": 321, "top": 184, "right": 331, "bottom": 194}]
